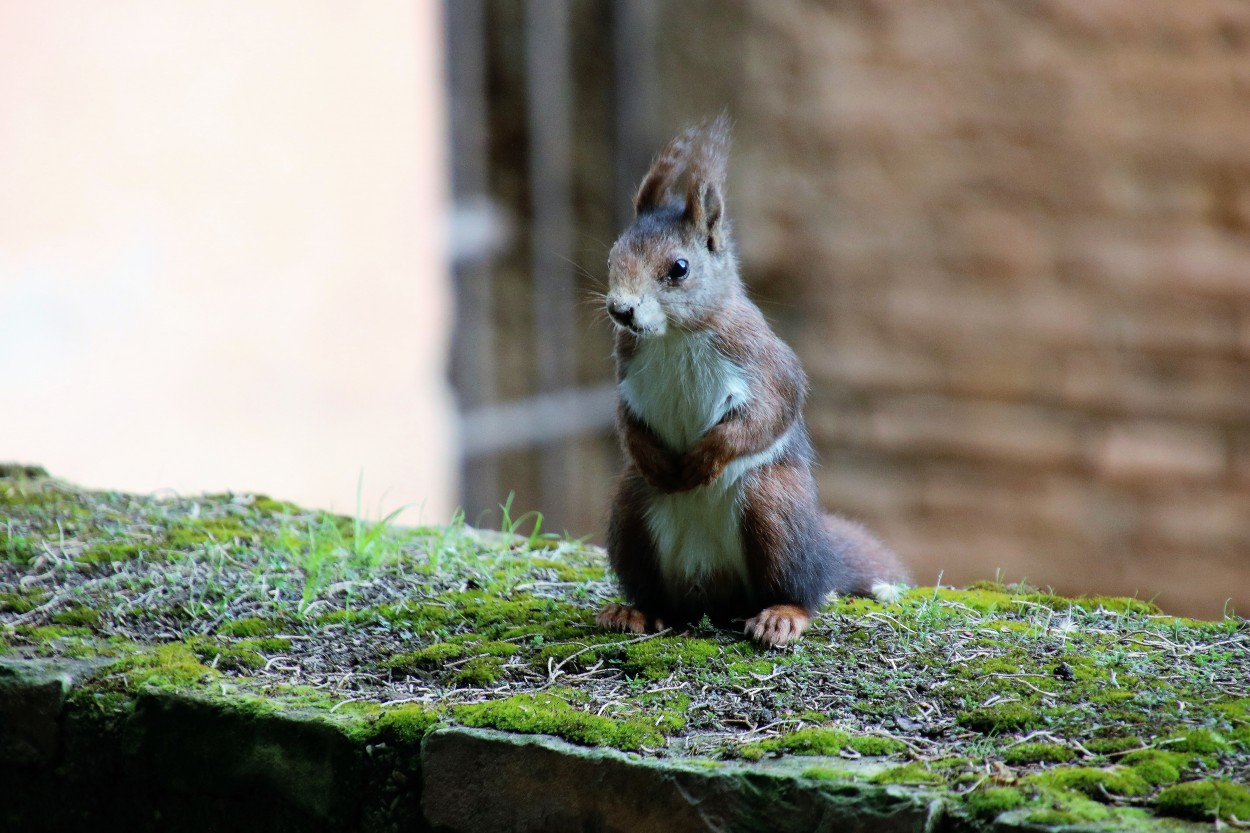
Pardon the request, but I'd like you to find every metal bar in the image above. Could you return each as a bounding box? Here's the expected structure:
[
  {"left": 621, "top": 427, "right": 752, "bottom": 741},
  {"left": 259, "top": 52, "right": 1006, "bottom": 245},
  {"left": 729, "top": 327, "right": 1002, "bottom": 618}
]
[
  {"left": 460, "top": 383, "right": 617, "bottom": 459},
  {"left": 613, "top": 0, "right": 660, "bottom": 228},
  {"left": 524, "top": 0, "right": 576, "bottom": 508},
  {"left": 444, "top": 0, "right": 500, "bottom": 513}
]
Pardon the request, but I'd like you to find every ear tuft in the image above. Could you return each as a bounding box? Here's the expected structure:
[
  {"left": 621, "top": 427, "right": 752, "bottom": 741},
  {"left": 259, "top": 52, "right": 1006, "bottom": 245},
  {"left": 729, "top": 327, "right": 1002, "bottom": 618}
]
[
  {"left": 684, "top": 114, "right": 732, "bottom": 250},
  {"left": 633, "top": 125, "right": 699, "bottom": 216}
]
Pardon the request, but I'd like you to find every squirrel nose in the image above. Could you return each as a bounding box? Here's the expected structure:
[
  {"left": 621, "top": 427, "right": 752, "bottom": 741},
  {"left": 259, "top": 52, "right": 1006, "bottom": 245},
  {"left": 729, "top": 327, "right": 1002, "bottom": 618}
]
[{"left": 607, "top": 300, "right": 635, "bottom": 327}]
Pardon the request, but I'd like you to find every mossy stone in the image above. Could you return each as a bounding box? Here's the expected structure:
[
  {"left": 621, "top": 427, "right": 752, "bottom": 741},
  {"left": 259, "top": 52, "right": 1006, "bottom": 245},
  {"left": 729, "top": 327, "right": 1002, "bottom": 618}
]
[{"left": 372, "top": 703, "right": 441, "bottom": 745}]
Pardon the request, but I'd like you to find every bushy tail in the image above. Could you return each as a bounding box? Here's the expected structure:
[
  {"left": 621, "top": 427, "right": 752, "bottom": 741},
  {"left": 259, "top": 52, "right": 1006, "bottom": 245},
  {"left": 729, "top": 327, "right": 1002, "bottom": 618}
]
[{"left": 823, "top": 513, "right": 910, "bottom": 601}]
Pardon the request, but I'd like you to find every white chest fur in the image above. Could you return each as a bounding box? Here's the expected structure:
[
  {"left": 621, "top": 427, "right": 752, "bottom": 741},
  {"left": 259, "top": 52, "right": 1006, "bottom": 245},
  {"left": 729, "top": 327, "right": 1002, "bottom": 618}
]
[
  {"left": 619, "top": 332, "right": 792, "bottom": 590},
  {"left": 619, "top": 331, "right": 750, "bottom": 453}
]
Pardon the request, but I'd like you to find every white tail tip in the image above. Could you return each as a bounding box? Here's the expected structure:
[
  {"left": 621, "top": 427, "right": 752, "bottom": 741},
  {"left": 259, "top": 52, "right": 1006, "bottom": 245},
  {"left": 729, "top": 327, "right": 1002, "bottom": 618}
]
[{"left": 871, "top": 580, "right": 907, "bottom": 604}]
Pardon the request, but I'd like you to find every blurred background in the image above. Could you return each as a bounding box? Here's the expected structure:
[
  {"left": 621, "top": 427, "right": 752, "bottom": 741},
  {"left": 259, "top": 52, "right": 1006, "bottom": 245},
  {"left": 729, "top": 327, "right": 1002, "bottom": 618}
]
[{"left": 2, "top": 1, "right": 1247, "bottom": 618}]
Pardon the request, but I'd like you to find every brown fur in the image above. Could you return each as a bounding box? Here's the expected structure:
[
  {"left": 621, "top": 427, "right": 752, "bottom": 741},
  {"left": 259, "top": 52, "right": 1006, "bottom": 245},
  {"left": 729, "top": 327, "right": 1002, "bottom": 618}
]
[{"left": 601, "top": 119, "right": 909, "bottom": 649}]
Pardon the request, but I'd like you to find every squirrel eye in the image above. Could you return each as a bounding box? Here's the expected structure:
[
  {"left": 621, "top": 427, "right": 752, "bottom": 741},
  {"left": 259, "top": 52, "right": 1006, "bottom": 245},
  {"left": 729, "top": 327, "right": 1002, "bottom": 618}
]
[{"left": 666, "top": 258, "right": 690, "bottom": 281}]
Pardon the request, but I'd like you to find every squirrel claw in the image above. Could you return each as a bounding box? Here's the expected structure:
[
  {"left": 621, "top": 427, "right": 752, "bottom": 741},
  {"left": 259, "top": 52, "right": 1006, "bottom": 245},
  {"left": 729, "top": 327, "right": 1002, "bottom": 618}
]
[
  {"left": 745, "top": 604, "right": 811, "bottom": 647},
  {"left": 597, "top": 603, "right": 650, "bottom": 634}
]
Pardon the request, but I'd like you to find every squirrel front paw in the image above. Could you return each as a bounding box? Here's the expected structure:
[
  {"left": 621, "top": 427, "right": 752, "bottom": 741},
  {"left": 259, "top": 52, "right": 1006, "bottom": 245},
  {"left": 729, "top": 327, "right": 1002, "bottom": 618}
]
[
  {"left": 675, "top": 446, "right": 727, "bottom": 491},
  {"left": 745, "top": 604, "right": 811, "bottom": 647},
  {"left": 597, "top": 603, "right": 665, "bottom": 634}
]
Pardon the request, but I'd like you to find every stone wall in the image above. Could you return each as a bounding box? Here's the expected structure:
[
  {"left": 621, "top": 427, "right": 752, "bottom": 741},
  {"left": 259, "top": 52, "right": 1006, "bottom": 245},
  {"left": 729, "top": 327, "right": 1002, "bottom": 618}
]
[{"left": 653, "top": 1, "right": 1250, "bottom": 617}]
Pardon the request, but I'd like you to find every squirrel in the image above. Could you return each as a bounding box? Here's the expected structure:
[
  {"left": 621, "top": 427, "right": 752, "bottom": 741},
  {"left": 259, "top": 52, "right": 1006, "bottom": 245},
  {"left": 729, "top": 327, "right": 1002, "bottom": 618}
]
[{"left": 596, "top": 117, "right": 909, "bottom": 648}]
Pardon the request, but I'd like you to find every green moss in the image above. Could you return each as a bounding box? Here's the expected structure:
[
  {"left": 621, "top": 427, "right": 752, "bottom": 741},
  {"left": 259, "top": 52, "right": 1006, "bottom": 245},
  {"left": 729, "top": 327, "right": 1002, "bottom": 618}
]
[
  {"left": 386, "top": 641, "right": 465, "bottom": 674},
  {"left": 738, "top": 745, "right": 765, "bottom": 762},
  {"left": 188, "top": 639, "right": 266, "bottom": 672},
  {"left": 957, "top": 701, "right": 1043, "bottom": 734},
  {"left": 964, "top": 787, "right": 1026, "bottom": 819},
  {"left": 802, "top": 767, "right": 853, "bottom": 781},
  {"left": 1, "top": 531, "right": 38, "bottom": 563},
  {"left": 1162, "top": 728, "right": 1230, "bottom": 754},
  {"left": 1215, "top": 697, "right": 1250, "bottom": 723},
  {"left": 527, "top": 556, "right": 609, "bottom": 583},
  {"left": 16, "top": 624, "right": 94, "bottom": 641},
  {"left": 251, "top": 496, "right": 302, "bottom": 515},
  {"left": 1028, "top": 766, "right": 1149, "bottom": 801},
  {"left": 454, "top": 693, "right": 662, "bottom": 751},
  {"left": 50, "top": 605, "right": 101, "bottom": 629},
  {"left": 1017, "top": 592, "right": 1072, "bottom": 611},
  {"left": 1076, "top": 595, "right": 1161, "bottom": 615},
  {"left": 239, "top": 636, "right": 291, "bottom": 653},
  {"left": 166, "top": 517, "right": 255, "bottom": 550},
  {"left": 217, "top": 617, "right": 286, "bottom": 638},
  {"left": 966, "top": 580, "right": 1008, "bottom": 593},
  {"left": 1119, "top": 749, "right": 1189, "bottom": 786},
  {"left": 0, "top": 589, "right": 46, "bottom": 614},
  {"left": 1084, "top": 736, "right": 1143, "bottom": 755},
  {"left": 638, "top": 691, "right": 690, "bottom": 734},
  {"left": 113, "top": 642, "right": 217, "bottom": 688},
  {"left": 903, "top": 587, "right": 1016, "bottom": 613},
  {"left": 0, "top": 464, "right": 49, "bottom": 480},
  {"left": 445, "top": 590, "right": 584, "bottom": 634},
  {"left": 726, "top": 658, "right": 774, "bottom": 677},
  {"left": 79, "top": 541, "right": 150, "bottom": 564},
  {"left": 620, "top": 638, "right": 721, "bottom": 680},
  {"left": 1002, "top": 742, "right": 1073, "bottom": 766},
  {"left": 760, "top": 727, "right": 850, "bottom": 756},
  {"left": 1025, "top": 809, "right": 1082, "bottom": 826},
  {"left": 847, "top": 734, "right": 907, "bottom": 756},
  {"left": 1156, "top": 780, "right": 1250, "bottom": 822},
  {"left": 371, "top": 703, "right": 441, "bottom": 744},
  {"left": 956, "top": 656, "right": 1024, "bottom": 677},
  {"left": 472, "top": 640, "right": 521, "bottom": 658},
  {"left": 454, "top": 657, "right": 504, "bottom": 687},
  {"left": 869, "top": 762, "right": 944, "bottom": 786}
]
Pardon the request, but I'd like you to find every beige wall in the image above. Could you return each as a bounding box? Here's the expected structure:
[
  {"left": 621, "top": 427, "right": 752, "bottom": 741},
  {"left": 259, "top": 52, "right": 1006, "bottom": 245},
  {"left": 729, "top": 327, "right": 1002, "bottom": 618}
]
[
  {"left": 0, "top": 2, "right": 456, "bottom": 522},
  {"left": 654, "top": 0, "right": 1250, "bottom": 618},
  {"left": 445, "top": 2, "right": 1246, "bottom": 616}
]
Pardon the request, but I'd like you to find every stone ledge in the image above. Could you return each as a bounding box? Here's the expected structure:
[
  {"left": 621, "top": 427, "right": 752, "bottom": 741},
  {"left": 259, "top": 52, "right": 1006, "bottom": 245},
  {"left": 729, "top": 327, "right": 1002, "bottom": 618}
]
[
  {"left": 2, "top": 470, "right": 1243, "bottom": 832},
  {"left": 0, "top": 658, "right": 1218, "bottom": 833},
  {"left": 422, "top": 727, "right": 934, "bottom": 833}
]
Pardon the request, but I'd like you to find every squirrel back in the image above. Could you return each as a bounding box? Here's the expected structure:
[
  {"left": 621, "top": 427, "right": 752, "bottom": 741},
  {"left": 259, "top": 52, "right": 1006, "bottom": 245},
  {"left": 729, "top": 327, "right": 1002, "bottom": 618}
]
[{"left": 599, "top": 117, "right": 909, "bottom": 647}]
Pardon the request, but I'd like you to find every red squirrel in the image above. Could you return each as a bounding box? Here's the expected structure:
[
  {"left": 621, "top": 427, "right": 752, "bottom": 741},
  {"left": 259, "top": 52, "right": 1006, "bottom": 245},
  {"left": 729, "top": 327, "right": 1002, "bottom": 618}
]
[{"left": 597, "top": 117, "right": 909, "bottom": 648}]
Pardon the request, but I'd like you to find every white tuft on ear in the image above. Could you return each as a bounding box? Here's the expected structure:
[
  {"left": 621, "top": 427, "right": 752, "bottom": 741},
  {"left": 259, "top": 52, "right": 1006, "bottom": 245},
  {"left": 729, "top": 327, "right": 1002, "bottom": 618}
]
[{"left": 871, "top": 580, "right": 907, "bottom": 605}]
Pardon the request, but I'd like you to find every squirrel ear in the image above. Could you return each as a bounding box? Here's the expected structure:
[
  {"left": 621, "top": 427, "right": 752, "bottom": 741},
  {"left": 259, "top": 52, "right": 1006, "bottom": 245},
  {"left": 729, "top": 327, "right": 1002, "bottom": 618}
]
[
  {"left": 684, "top": 179, "right": 725, "bottom": 252},
  {"left": 633, "top": 126, "right": 697, "bottom": 216},
  {"left": 683, "top": 115, "right": 731, "bottom": 251}
]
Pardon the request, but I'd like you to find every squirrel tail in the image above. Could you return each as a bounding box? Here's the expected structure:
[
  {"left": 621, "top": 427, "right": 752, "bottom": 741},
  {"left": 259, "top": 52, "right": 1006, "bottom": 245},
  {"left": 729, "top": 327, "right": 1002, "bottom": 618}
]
[{"left": 822, "top": 513, "right": 911, "bottom": 602}]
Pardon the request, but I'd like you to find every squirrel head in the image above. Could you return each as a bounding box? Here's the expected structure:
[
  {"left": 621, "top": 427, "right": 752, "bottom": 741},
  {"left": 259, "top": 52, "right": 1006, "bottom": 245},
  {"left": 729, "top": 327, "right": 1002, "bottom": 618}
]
[{"left": 606, "top": 115, "right": 742, "bottom": 338}]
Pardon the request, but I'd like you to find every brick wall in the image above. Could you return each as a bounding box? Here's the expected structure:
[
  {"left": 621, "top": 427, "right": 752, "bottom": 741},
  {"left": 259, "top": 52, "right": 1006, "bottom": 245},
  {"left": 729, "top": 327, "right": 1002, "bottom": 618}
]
[{"left": 658, "top": 0, "right": 1250, "bottom": 616}]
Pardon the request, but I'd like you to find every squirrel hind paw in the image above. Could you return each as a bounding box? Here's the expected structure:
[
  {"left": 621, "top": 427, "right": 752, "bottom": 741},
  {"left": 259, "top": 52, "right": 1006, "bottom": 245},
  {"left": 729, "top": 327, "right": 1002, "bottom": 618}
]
[
  {"left": 597, "top": 603, "right": 651, "bottom": 634},
  {"left": 745, "top": 604, "right": 811, "bottom": 648}
]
